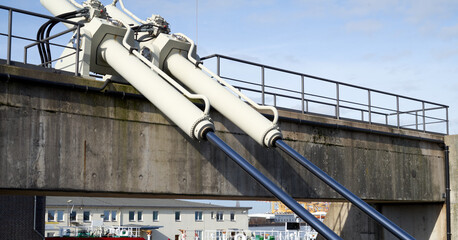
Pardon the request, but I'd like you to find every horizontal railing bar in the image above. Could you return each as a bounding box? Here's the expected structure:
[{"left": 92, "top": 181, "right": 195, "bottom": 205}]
[
  {"left": 234, "top": 86, "right": 391, "bottom": 117},
  {"left": 387, "top": 106, "right": 447, "bottom": 116},
  {"left": 0, "top": 33, "right": 74, "bottom": 50},
  {"left": 24, "top": 26, "right": 77, "bottom": 49},
  {"left": 203, "top": 54, "right": 449, "bottom": 108},
  {"left": 38, "top": 51, "right": 76, "bottom": 66},
  {"left": 223, "top": 76, "right": 448, "bottom": 117},
  {"left": 0, "top": 5, "right": 83, "bottom": 26}
]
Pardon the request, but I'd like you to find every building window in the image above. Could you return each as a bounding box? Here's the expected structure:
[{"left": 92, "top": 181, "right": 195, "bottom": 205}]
[
  {"left": 57, "top": 210, "right": 64, "bottom": 222},
  {"left": 129, "top": 211, "right": 135, "bottom": 222},
  {"left": 230, "top": 212, "right": 235, "bottom": 221},
  {"left": 137, "top": 211, "right": 143, "bottom": 221},
  {"left": 48, "top": 210, "right": 55, "bottom": 221},
  {"left": 103, "top": 210, "right": 110, "bottom": 221},
  {"left": 195, "top": 211, "right": 203, "bottom": 221},
  {"left": 216, "top": 212, "right": 223, "bottom": 221},
  {"left": 175, "top": 211, "right": 181, "bottom": 221},
  {"left": 83, "top": 211, "right": 90, "bottom": 222},
  {"left": 111, "top": 210, "right": 117, "bottom": 222},
  {"left": 216, "top": 230, "right": 223, "bottom": 240},
  {"left": 70, "top": 211, "right": 76, "bottom": 222},
  {"left": 153, "top": 211, "right": 159, "bottom": 221},
  {"left": 195, "top": 230, "right": 203, "bottom": 240}
]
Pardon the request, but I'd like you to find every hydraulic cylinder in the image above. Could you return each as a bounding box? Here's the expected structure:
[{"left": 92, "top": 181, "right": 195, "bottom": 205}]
[
  {"left": 164, "top": 53, "right": 281, "bottom": 147},
  {"left": 99, "top": 38, "right": 213, "bottom": 140}
]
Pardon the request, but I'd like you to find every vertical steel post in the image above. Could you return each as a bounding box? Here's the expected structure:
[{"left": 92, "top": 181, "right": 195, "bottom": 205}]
[
  {"left": 301, "top": 75, "right": 305, "bottom": 114},
  {"left": 368, "top": 90, "right": 371, "bottom": 124},
  {"left": 7, "top": 9, "right": 13, "bottom": 65},
  {"left": 75, "top": 24, "right": 81, "bottom": 76},
  {"left": 24, "top": 47, "right": 28, "bottom": 64},
  {"left": 216, "top": 55, "right": 221, "bottom": 76},
  {"left": 261, "top": 66, "right": 265, "bottom": 105},
  {"left": 336, "top": 83, "right": 340, "bottom": 119},
  {"left": 415, "top": 111, "right": 418, "bottom": 130},
  {"left": 422, "top": 102, "right": 426, "bottom": 132},
  {"left": 446, "top": 107, "right": 449, "bottom": 135}
]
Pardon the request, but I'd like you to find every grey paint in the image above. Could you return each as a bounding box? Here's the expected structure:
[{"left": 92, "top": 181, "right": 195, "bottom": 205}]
[{"left": 0, "top": 64, "right": 446, "bottom": 202}]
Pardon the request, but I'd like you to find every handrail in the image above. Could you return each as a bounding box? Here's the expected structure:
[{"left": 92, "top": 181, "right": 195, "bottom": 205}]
[
  {"left": 0, "top": 5, "right": 84, "bottom": 26},
  {"left": 202, "top": 54, "right": 449, "bottom": 134},
  {"left": 1, "top": 5, "right": 84, "bottom": 76},
  {"left": 202, "top": 54, "right": 449, "bottom": 108}
]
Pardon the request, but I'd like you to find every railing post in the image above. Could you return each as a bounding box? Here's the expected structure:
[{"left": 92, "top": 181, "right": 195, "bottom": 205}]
[
  {"left": 24, "top": 47, "right": 28, "bottom": 64},
  {"left": 75, "top": 24, "right": 81, "bottom": 76},
  {"left": 336, "top": 83, "right": 340, "bottom": 119},
  {"left": 422, "top": 102, "right": 426, "bottom": 132},
  {"left": 446, "top": 107, "right": 449, "bottom": 135},
  {"left": 7, "top": 9, "right": 13, "bottom": 65},
  {"left": 415, "top": 111, "right": 418, "bottom": 130},
  {"left": 396, "top": 96, "right": 400, "bottom": 128},
  {"left": 216, "top": 55, "right": 221, "bottom": 76},
  {"left": 261, "top": 66, "right": 265, "bottom": 105},
  {"left": 368, "top": 90, "right": 371, "bottom": 124},
  {"left": 301, "top": 75, "right": 305, "bottom": 114}
]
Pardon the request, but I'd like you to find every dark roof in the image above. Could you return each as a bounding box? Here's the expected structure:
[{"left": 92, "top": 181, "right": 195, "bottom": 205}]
[{"left": 46, "top": 197, "right": 251, "bottom": 210}]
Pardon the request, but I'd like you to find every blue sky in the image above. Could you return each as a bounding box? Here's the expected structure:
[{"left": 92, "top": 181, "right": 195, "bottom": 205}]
[{"left": 2, "top": 0, "right": 457, "bottom": 213}]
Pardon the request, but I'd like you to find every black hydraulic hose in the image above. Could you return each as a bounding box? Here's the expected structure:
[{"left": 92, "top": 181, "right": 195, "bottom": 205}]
[
  {"left": 36, "top": 10, "right": 81, "bottom": 66},
  {"left": 205, "top": 131, "right": 342, "bottom": 240},
  {"left": 274, "top": 139, "right": 415, "bottom": 240}
]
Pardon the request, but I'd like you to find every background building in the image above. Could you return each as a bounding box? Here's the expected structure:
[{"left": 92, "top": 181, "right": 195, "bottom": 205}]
[{"left": 45, "top": 197, "right": 251, "bottom": 240}]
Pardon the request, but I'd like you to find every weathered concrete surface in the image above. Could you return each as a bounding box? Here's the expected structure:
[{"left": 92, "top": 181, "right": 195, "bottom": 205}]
[
  {"left": 322, "top": 202, "right": 446, "bottom": 240},
  {"left": 0, "top": 64, "right": 446, "bottom": 203},
  {"left": 445, "top": 135, "right": 457, "bottom": 240}
]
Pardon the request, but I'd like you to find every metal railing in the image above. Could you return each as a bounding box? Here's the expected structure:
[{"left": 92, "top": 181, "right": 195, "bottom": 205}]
[
  {"left": 202, "top": 54, "right": 449, "bottom": 135},
  {"left": 0, "top": 5, "right": 83, "bottom": 76}
]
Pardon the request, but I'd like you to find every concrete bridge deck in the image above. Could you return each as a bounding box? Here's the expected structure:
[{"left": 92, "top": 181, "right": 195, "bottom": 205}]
[
  {"left": 0, "top": 62, "right": 446, "bottom": 201},
  {"left": 0, "top": 63, "right": 456, "bottom": 239}
]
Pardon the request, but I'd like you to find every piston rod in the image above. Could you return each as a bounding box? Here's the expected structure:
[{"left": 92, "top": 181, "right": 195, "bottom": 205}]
[
  {"left": 205, "top": 131, "right": 342, "bottom": 240},
  {"left": 274, "top": 139, "right": 415, "bottom": 240}
]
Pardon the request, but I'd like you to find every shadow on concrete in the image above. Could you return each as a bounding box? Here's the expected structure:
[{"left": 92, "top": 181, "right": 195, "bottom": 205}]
[{"left": 319, "top": 202, "right": 444, "bottom": 240}]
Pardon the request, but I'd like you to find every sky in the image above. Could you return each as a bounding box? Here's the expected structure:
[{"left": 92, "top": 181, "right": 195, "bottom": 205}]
[{"left": 1, "top": 0, "right": 457, "bottom": 213}]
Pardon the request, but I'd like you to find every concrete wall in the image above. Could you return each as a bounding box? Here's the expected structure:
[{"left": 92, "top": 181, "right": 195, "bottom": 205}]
[
  {"left": 445, "top": 135, "right": 457, "bottom": 240},
  {"left": 322, "top": 202, "right": 446, "bottom": 240},
  {"left": 0, "top": 63, "right": 446, "bottom": 202}
]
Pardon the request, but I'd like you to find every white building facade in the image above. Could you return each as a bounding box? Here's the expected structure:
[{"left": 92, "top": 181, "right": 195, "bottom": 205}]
[{"left": 45, "top": 197, "right": 251, "bottom": 240}]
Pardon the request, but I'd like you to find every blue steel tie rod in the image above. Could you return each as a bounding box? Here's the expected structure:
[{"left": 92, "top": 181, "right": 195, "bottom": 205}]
[
  {"left": 205, "top": 131, "right": 342, "bottom": 240},
  {"left": 274, "top": 139, "right": 415, "bottom": 240}
]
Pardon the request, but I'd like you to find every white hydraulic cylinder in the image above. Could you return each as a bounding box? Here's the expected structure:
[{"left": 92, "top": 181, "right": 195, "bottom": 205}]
[
  {"left": 104, "top": 4, "right": 139, "bottom": 27},
  {"left": 165, "top": 53, "right": 282, "bottom": 147},
  {"left": 40, "top": 0, "right": 85, "bottom": 28},
  {"left": 99, "top": 38, "right": 213, "bottom": 140}
]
